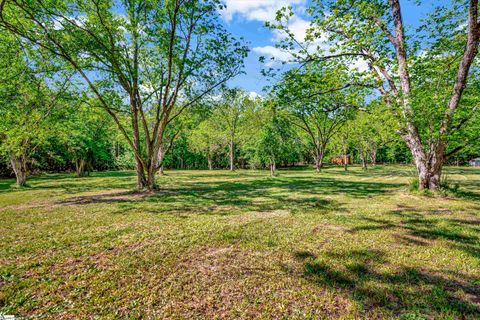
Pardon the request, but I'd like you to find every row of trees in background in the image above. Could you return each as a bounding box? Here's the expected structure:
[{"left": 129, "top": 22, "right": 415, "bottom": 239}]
[
  {"left": 1, "top": 0, "right": 479, "bottom": 191},
  {"left": 0, "top": 75, "right": 450, "bottom": 184}
]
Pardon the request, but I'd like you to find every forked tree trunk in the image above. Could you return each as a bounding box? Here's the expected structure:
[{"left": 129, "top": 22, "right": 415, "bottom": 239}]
[
  {"left": 75, "top": 156, "right": 93, "bottom": 177},
  {"left": 146, "top": 166, "right": 156, "bottom": 191},
  {"left": 159, "top": 165, "right": 165, "bottom": 176},
  {"left": 314, "top": 145, "right": 325, "bottom": 173},
  {"left": 418, "top": 151, "right": 443, "bottom": 190},
  {"left": 416, "top": 161, "right": 442, "bottom": 190},
  {"left": 386, "top": 0, "right": 479, "bottom": 191},
  {"left": 75, "top": 159, "right": 87, "bottom": 177},
  {"left": 135, "top": 160, "right": 147, "bottom": 189},
  {"left": 10, "top": 154, "right": 27, "bottom": 187},
  {"left": 270, "top": 160, "right": 276, "bottom": 177},
  {"left": 314, "top": 157, "right": 321, "bottom": 173},
  {"left": 404, "top": 131, "right": 444, "bottom": 190}
]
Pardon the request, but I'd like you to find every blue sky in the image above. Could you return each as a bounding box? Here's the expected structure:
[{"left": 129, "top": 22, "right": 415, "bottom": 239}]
[{"left": 220, "top": 0, "right": 450, "bottom": 95}]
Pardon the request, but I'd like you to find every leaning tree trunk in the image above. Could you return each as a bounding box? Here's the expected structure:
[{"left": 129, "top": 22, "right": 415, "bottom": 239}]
[
  {"left": 157, "top": 143, "right": 167, "bottom": 177},
  {"left": 135, "top": 159, "right": 147, "bottom": 189},
  {"left": 10, "top": 154, "right": 27, "bottom": 187}
]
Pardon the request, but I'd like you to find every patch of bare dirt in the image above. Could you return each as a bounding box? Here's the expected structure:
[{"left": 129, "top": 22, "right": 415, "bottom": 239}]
[
  {"left": 229, "top": 209, "right": 290, "bottom": 224},
  {"left": 151, "top": 245, "right": 352, "bottom": 319},
  {"left": 0, "top": 200, "right": 52, "bottom": 212},
  {"left": 56, "top": 189, "right": 149, "bottom": 205},
  {"left": 312, "top": 222, "right": 349, "bottom": 233}
]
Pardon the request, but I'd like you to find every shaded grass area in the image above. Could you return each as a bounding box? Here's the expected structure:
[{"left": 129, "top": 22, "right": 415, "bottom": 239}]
[{"left": 0, "top": 165, "right": 479, "bottom": 319}]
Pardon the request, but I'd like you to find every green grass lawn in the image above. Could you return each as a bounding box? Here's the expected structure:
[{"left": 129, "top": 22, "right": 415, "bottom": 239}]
[{"left": 1, "top": 165, "right": 479, "bottom": 319}]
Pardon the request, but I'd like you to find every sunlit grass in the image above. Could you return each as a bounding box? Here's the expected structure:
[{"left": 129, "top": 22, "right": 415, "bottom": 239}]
[{"left": 1, "top": 165, "right": 479, "bottom": 319}]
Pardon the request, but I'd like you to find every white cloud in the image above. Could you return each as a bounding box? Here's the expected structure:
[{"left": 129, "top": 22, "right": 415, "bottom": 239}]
[
  {"left": 248, "top": 91, "right": 261, "bottom": 99},
  {"left": 271, "top": 16, "right": 310, "bottom": 42},
  {"left": 221, "top": 0, "right": 307, "bottom": 22},
  {"left": 252, "top": 46, "right": 294, "bottom": 66},
  {"left": 51, "top": 15, "right": 86, "bottom": 30},
  {"left": 455, "top": 21, "right": 467, "bottom": 31},
  {"left": 349, "top": 58, "right": 369, "bottom": 72}
]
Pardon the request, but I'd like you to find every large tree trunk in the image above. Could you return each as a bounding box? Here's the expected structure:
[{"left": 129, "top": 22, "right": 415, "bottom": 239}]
[
  {"left": 387, "top": 0, "right": 479, "bottom": 191},
  {"left": 10, "top": 154, "right": 27, "bottom": 187},
  {"left": 416, "top": 161, "right": 442, "bottom": 190},
  {"left": 135, "top": 160, "right": 147, "bottom": 189},
  {"left": 229, "top": 138, "right": 235, "bottom": 171},
  {"left": 403, "top": 131, "right": 444, "bottom": 190},
  {"left": 146, "top": 165, "right": 156, "bottom": 191},
  {"left": 422, "top": 149, "right": 443, "bottom": 190}
]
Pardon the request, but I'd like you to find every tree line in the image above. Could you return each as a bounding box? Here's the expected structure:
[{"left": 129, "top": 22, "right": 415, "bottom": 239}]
[{"left": 0, "top": 0, "right": 479, "bottom": 191}]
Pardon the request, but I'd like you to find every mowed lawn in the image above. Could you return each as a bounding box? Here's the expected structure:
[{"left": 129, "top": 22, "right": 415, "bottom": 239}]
[{"left": 0, "top": 166, "right": 479, "bottom": 319}]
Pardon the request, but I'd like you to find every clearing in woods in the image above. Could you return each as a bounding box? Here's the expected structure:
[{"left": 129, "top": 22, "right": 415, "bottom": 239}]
[{"left": 1, "top": 165, "right": 479, "bottom": 319}]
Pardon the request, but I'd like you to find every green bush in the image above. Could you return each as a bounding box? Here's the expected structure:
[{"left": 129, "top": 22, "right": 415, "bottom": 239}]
[
  {"left": 409, "top": 177, "right": 419, "bottom": 192},
  {"left": 114, "top": 152, "right": 136, "bottom": 170}
]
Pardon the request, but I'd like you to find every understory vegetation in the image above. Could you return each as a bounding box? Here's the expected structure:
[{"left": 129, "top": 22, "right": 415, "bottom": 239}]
[{"left": 1, "top": 166, "right": 479, "bottom": 319}]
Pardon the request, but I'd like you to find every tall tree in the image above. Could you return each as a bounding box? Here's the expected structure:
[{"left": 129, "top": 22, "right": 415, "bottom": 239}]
[
  {"left": 256, "top": 109, "right": 299, "bottom": 176},
  {"left": 214, "top": 88, "right": 251, "bottom": 171},
  {"left": 267, "top": 0, "right": 480, "bottom": 190},
  {"left": 189, "top": 117, "right": 223, "bottom": 170},
  {"left": 0, "top": 32, "right": 69, "bottom": 186},
  {"left": 349, "top": 101, "right": 397, "bottom": 169},
  {"left": 0, "top": 0, "right": 248, "bottom": 190},
  {"left": 62, "top": 99, "right": 116, "bottom": 177},
  {"left": 274, "top": 63, "right": 359, "bottom": 172}
]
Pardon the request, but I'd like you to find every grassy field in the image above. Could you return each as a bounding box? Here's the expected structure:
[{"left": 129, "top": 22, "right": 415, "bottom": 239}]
[{"left": 0, "top": 165, "right": 479, "bottom": 319}]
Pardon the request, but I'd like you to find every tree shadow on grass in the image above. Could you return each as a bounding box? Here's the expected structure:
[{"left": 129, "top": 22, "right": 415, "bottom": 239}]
[
  {"left": 348, "top": 208, "right": 480, "bottom": 267},
  {"left": 53, "top": 175, "right": 398, "bottom": 216},
  {"left": 0, "top": 178, "right": 14, "bottom": 190},
  {"left": 0, "top": 171, "right": 138, "bottom": 195},
  {"left": 290, "top": 248, "right": 480, "bottom": 318}
]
